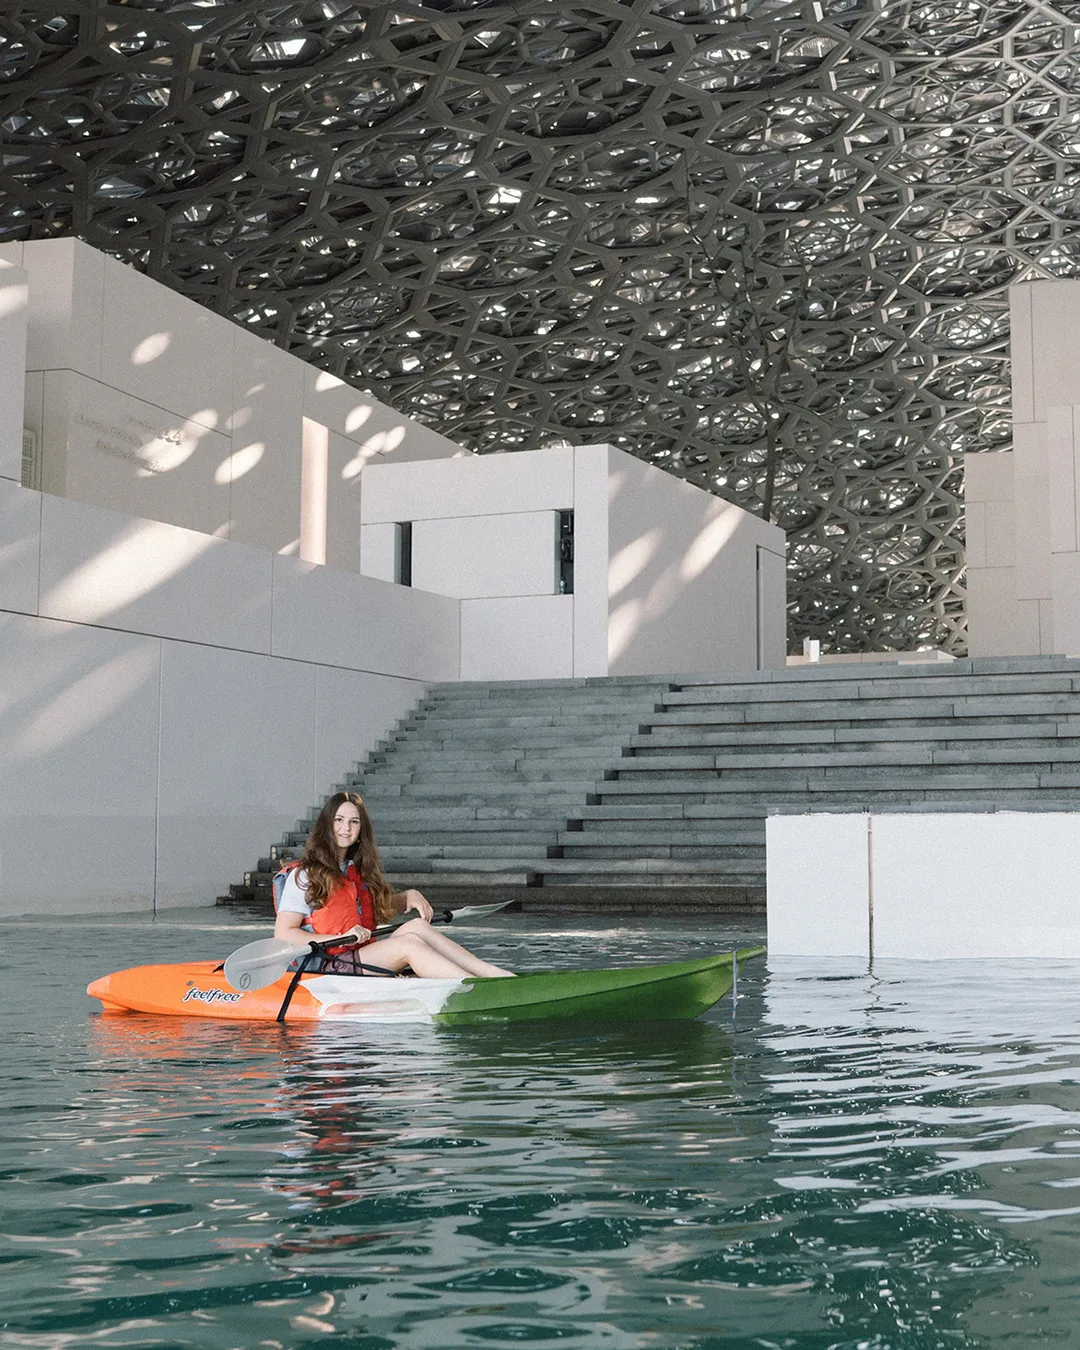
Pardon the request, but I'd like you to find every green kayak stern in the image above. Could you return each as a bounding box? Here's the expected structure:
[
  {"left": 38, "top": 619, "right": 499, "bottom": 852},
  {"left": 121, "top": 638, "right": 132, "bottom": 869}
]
[{"left": 434, "top": 947, "right": 765, "bottom": 1025}]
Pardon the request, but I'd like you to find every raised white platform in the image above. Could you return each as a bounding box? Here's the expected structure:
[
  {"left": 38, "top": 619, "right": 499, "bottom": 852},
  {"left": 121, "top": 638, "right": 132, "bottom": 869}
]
[{"left": 767, "top": 810, "right": 1080, "bottom": 959}]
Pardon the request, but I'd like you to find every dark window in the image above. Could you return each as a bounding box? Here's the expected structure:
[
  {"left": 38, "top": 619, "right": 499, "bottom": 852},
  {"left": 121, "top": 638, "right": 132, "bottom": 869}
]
[
  {"left": 558, "top": 510, "right": 574, "bottom": 595},
  {"left": 395, "top": 521, "right": 412, "bottom": 587}
]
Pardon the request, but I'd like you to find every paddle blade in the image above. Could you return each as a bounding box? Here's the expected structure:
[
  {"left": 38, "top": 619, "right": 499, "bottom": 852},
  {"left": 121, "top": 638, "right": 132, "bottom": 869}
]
[{"left": 223, "top": 937, "right": 300, "bottom": 992}]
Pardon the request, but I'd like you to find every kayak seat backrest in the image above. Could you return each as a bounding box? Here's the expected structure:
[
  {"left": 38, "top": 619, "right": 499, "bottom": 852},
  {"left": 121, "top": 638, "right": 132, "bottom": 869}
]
[{"left": 271, "top": 862, "right": 300, "bottom": 914}]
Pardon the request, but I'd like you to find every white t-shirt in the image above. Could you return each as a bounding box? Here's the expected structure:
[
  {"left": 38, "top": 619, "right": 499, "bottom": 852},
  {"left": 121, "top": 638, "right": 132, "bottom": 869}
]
[{"left": 277, "top": 867, "right": 314, "bottom": 923}]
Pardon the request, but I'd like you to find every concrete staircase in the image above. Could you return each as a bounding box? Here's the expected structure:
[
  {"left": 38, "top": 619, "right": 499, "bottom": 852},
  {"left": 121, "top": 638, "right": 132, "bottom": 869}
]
[
  {"left": 223, "top": 676, "right": 676, "bottom": 911},
  {"left": 222, "top": 656, "right": 1080, "bottom": 916}
]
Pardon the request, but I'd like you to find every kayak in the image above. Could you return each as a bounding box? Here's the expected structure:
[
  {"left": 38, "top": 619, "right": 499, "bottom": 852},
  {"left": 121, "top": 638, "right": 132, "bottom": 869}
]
[{"left": 86, "top": 948, "right": 764, "bottom": 1025}]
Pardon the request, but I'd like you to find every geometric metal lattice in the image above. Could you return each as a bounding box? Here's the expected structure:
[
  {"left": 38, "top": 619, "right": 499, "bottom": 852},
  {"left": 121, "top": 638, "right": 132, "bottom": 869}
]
[{"left": 2, "top": 2, "right": 1075, "bottom": 652}]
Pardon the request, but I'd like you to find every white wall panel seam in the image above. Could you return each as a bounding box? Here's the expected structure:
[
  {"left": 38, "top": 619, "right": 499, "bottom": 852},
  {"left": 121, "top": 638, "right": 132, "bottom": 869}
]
[
  {"left": 152, "top": 636, "right": 164, "bottom": 916},
  {"left": 33, "top": 489, "right": 42, "bottom": 616}
]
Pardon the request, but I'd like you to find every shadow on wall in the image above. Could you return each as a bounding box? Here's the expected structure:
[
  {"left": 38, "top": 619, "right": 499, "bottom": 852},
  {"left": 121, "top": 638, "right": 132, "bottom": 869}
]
[
  {"left": 606, "top": 466, "right": 766, "bottom": 674},
  {"left": 45, "top": 326, "right": 410, "bottom": 562},
  {"left": 0, "top": 500, "right": 218, "bottom": 914}
]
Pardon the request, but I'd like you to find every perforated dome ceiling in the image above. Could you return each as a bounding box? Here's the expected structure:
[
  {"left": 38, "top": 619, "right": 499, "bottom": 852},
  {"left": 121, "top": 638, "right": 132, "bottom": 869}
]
[{"left": 2, "top": 1, "right": 1076, "bottom": 652}]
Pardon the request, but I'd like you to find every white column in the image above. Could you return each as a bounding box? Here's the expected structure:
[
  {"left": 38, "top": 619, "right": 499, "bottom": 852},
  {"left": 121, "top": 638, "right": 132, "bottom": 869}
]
[{"left": 0, "top": 263, "right": 28, "bottom": 484}]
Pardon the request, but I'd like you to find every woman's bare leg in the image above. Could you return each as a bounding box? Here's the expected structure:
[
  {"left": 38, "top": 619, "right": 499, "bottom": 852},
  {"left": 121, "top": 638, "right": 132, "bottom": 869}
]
[{"left": 370, "top": 919, "right": 515, "bottom": 978}]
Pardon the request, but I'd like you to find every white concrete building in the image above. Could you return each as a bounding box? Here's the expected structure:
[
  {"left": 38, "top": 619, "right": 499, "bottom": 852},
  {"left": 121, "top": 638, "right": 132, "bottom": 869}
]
[
  {"left": 966, "top": 279, "right": 1080, "bottom": 657},
  {"left": 0, "top": 239, "right": 786, "bottom": 915}
]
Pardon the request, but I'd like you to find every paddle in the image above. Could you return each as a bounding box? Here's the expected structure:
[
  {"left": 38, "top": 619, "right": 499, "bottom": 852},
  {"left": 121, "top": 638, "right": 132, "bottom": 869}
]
[{"left": 222, "top": 901, "right": 512, "bottom": 993}]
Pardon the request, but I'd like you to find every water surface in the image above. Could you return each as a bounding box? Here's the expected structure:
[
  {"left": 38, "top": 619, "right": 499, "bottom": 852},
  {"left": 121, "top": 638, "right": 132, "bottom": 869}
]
[{"left": 3, "top": 914, "right": 1080, "bottom": 1348}]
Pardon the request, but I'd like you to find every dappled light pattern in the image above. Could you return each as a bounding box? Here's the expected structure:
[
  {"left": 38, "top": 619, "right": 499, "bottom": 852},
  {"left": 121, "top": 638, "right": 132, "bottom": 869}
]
[{"left": 2, "top": 2, "right": 1073, "bottom": 648}]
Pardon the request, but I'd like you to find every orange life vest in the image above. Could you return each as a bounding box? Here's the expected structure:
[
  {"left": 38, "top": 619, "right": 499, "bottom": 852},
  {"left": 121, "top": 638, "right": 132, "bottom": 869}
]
[{"left": 274, "top": 860, "right": 376, "bottom": 953}]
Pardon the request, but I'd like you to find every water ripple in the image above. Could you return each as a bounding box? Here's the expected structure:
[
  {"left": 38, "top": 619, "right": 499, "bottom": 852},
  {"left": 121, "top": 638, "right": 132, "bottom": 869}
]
[{"left": 4, "top": 920, "right": 1080, "bottom": 1347}]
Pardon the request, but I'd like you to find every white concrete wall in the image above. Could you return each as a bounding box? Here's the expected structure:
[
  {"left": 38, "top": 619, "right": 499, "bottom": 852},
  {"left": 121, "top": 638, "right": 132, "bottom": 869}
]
[
  {"left": 460, "top": 596, "right": 575, "bottom": 681},
  {"left": 412, "top": 512, "right": 559, "bottom": 599},
  {"left": 1, "top": 238, "right": 461, "bottom": 559},
  {"left": 963, "top": 450, "right": 1039, "bottom": 656},
  {"left": 768, "top": 810, "right": 1080, "bottom": 958},
  {"left": 361, "top": 444, "right": 583, "bottom": 679},
  {"left": 360, "top": 441, "right": 786, "bottom": 679},
  {"left": 0, "top": 475, "right": 459, "bottom": 917},
  {"left": 606, "top": 448, "right": 786, "bottom": 675},
  {"left": 969, "top": 280, "right": 1080, "bottom": 657},
  {"left": 572, "top": 445, "right": 611, "bottom": 677},
  {"left": 0, "top": 263, "right": 27, "bottom": 485}
]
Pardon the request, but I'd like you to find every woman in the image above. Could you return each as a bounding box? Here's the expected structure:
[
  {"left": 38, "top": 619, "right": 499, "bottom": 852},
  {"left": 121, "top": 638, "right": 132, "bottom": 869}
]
[{"left": 273, "top": 791, "right": 515, "bottom": 979}]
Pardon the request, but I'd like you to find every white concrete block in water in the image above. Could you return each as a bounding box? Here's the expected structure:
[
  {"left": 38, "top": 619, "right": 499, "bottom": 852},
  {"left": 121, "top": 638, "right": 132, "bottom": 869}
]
[
  {"left": 766, "top": 813, "right": 870, "bottom": 959},
  {"left": 872, "top": 812, "right": 1080, "bottom": 959},
  {"left": 768, "top": 810, "right": 1080, "bottom": 959}
]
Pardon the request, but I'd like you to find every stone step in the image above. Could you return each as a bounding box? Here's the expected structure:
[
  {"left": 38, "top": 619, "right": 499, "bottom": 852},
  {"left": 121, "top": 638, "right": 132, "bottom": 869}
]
[
  {"left": 385, "top": 869, "right": 537, "bottom": 887},
  {"left": 534, "top": 855, "right": 757, "bottom": 874},
  {"left": 408, "top": 709, "right": 657, "bottom": 728},
  {"left": 350, "top": 805, "right": 569, "bottom": 825},
  {"left": 418, "top": 702, "right": 661, "bottom": 723},
  {"left": 620, "top": 795, "right": 1079, "bottom": 819},
  {"left": 630, "top": 722, "right": 1080, "bottom": 750},
  {"left": 536, "top": 865, "right": 763, "bottom": 886},
  {"left": 589, "top": 786, "right": 1067, "bottom": 808},
  {"left": 387, "top": 730, "right": 633, "bottom": 750},
  {"left": 427, "top": 675, "right": 673, "bottom": 694},
  {"left": 375, "top": 743, "right": 625, "bottom": 765},
  {"left": 619, "top": 745, "right": 1080, "bottom": 771},
  {"left": 620, "top": 748, "right": 943, "bottom": 771},
  {"left": 383, "top": 843, "right": 552, "bottom": 861},
  {"left": 378, "top": 828, "right": 561, "bottom": 846},
  {"left": 360, "top": 780, "right": 593, "bottom": 800},
  {"left": 370, "top": 762, "right": 613, "bottom": 784},
  {"left": 595, "top": 767, "right": 1057, "bottom": 794},
  {"left": 574, "top": 802, "right": 767, "bottom": 820},
  {"left": 675, "top": 656, "right": 1080, "bottom": 687},
  {"left": 558, "top": 844, "right": 764, "bottom": 861},
  {"left": 649, "top": 693, "right": 1080, "bottom": 725},
  {"left": 406, "top": 783, "right": 593, "bottom": 800},
  {"left": 426, "top": 858, "right": 545, "bottom": 875},
  {"left": 559, "top": 826, "right": 765, "bottom": 845},
  {"left": 664, "top": 672, "right": 1080, "bottom": 703}
]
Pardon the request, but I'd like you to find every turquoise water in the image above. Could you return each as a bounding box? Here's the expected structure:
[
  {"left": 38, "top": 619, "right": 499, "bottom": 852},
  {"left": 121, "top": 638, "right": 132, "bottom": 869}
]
[{"left": 3, "top": 914, "right": 1080, "bottom": 1348}]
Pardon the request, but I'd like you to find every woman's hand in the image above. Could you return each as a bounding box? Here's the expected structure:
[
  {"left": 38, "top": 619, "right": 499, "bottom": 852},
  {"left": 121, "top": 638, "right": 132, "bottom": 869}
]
[
  {"left": 343, "top": 923, "right": 371, "bottom": 944},
  {"left": 398, "top": 888, "right": 434, "bottom": 922}
]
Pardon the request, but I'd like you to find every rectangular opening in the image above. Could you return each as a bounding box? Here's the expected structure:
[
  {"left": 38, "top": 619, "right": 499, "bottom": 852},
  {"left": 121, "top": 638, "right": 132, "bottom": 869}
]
[
  {"left": 395, "top": 520, "right": 412, "bottom": 587},
  {"left": 558, "top": 509, "right": 574, "bottom": 595},
  {"left": 20, "top": 428, "right": 39, "bottom": 492},
  {"left": 300, "top": 417, "right": 329, "bottom": 565}
]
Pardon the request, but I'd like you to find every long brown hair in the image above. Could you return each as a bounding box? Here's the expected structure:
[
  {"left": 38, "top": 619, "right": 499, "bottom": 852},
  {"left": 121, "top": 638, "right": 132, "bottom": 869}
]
[{"left": 297, "top": 791, "right": 395, "bottom": 924}]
